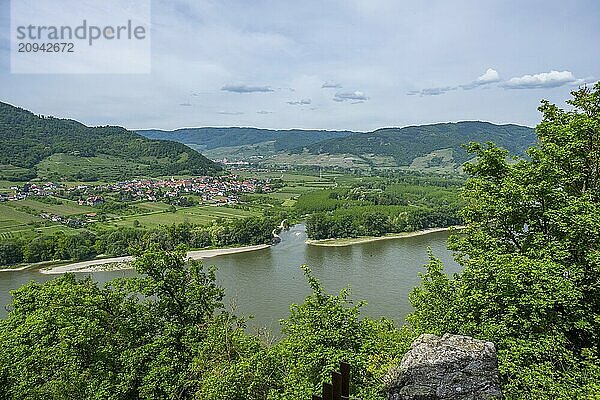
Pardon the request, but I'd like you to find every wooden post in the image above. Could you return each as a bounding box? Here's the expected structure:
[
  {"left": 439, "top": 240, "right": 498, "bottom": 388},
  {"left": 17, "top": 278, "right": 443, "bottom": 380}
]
[
  {"left": 322, "top": 382, "right": 333, "bottom": 400},
  {"left": 312, "top": 362, "right": 351, "bottom": 400},
  {"left": 340, "top": 361, "right": 350, "bottom": 398},
  {"left": 332, "top": 371, "right": 342, "bottom": 400}
]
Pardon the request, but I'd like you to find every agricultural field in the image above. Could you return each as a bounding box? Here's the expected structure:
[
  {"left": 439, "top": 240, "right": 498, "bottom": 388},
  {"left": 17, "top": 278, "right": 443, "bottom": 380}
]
[
  {"left": 0, "top": 165, "right": 33, "bottom": 181},
  {"left": 103, "top": 204, "right": 259, "bottom": 229},
  {"left": 0, "top": 203, "right": 40, "bottom": 238},
  {"left": 0, "top": 198, "right": 93, "bottom": 238},
  {"left": 234, "top": 170, "right": 340, "bottom": 200},
  {"left": 0, "top": 180, "right": 19, "bottom": 192},
  {"left": 15, "top": 198, "right": 95, "bottom": 216},
  {"left": 136, "top": 202, "right": 173, "bottom": 212},
  {"left": 262, "top": 151, "right": 371, "bottom": 169}
]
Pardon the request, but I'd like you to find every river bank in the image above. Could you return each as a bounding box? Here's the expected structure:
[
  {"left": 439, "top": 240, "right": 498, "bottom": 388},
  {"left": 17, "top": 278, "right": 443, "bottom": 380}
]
[
  {"left": 0, "top": 224, "right": 460, "bottom": 327},
  {"left": 0, "top": 259, "right": 72, "bottom": 273},
  {"left": 305, "top": 226, "right": 464, "bottom": 247},
  {"left": 39, "top": 244, "right": 271, "bottom": 275}
]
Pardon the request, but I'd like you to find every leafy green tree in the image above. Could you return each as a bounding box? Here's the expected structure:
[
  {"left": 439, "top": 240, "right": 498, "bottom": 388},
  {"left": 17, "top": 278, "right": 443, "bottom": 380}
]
[
  {"left": 0, "top": 250, "right": 414, "bottom": 399},
  {"left": 54, "top": 231, "right": 96, "bottom": 261},
  {"left": 409, "top": 84, "right": 600, "bottom": 398},
  {"left": 0, "top": 274, "right": 144, "bottom": 399},
  {"left": 122, "top": 247, "right": 227, "bottom": 398},
  {"left": 0, "top": 248, "right": 241, "bottom": 399},
  {"left": 258, "top": 266, "right": 412, "bottom": 400},
  {"left": 0, "top": 241, "right": 23, "bottom": 265},
  {"left": 23, "top": 235, "right": 56, "bottom": 263}
]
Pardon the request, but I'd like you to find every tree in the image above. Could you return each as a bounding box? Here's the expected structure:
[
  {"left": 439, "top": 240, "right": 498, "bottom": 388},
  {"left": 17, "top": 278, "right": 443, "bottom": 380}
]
[
  {"left": 0, "top": 241, "right": 23, "bottom": 266},
  {"left": 409, "top": 83, "right": 600, "bottom": 398},
  {"left": 0, "top": 250, "right": 413, "bottom": 399},
  {"left": 0, "top": 274, "right": 142, "bottom": 399},
  {"left": 23, "top": 235, "right": 56, "bottom": 263},
  {"left": 0, "top": 248, "right": 238, "bottom": 399},
  {"left": 255, "top": 266, "right": 411, "bottom": 400}
]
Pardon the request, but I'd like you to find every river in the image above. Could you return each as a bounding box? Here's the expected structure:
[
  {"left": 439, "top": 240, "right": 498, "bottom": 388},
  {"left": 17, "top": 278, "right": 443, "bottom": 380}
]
[{"left": 0, "top": 224, "right": 461, "bottom": 334}]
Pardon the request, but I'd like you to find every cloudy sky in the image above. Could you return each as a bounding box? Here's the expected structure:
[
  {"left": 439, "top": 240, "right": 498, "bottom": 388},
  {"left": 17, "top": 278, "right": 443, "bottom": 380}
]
[{"left": 0, "top": 0, "right": 598, "bottom": 131}]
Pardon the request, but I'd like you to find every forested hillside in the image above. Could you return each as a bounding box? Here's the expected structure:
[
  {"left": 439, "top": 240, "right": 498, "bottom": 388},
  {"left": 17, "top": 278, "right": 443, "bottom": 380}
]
[
  {"left": 0, "top": 102, "right": 220, "bottom": 181},
  {"left": 137, "top": 127, "right": 355, "bottom": 151},
  {"left": 298, "top": 121, "right": 535, "bottom": 165},
  {"left": 139, "top": 122, "right": 536, "bottom": 172}
]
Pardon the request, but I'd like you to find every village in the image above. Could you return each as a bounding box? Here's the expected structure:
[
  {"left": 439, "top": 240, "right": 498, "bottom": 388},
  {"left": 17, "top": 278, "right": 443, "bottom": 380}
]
[{"left": 0, "top": 174, "right": 275, "bottom": 209}]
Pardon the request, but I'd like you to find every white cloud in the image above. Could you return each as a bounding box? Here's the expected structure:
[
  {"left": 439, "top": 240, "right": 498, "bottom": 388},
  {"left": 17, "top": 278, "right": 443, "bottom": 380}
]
[
  {"left": 410, "top": 68, "right": 588, "bottom": 95},
  {"left": 286, "top": 99, "right": 312, "bottom": 105},
  {"left": 333, "top": 91, "right": 368, "bottom": 102},
  {"left": 221, "top": 84, "right": 274, "bottom": 93},
  {"left": 408, "top": 86, "right": 456, "bottom": 96},
  {"left": 503, "top": 70, "right": 582, "bottom": 89},
  {"left": 413, "top": 68, "right": 499, "bottom": 95},
  {"left": 476, "top": 68, "right": 501, "bottom": 84},
  {"left": 217, "top": 111, "right": 244, "bottom": 115},
  {"left": 322, "top": 82, "right": 342, "bottom": 88},
  {"left": 459, "top": 68, "right": 501, "bottom": 90}
]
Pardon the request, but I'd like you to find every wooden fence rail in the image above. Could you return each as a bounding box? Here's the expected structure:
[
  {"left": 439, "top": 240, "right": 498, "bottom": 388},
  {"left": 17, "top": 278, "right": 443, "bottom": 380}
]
[{"left": 312, "top": 361, "right": 350, "bottom": 400}]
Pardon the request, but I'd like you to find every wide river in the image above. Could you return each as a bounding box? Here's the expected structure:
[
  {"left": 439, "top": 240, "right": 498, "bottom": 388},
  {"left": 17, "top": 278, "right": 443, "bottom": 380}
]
[{"left": 0, "top": 224, "right": 460, "bottom": 334}]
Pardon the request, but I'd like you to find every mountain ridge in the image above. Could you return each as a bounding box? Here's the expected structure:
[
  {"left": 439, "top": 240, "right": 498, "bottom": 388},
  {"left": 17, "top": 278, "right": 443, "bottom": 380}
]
[
  {"left": 137, "top": 127, "right": 356, "bottom": 152},
  {"left": 139, "top": 121, "right": 536, "bottom": 172},
  {"left": 0, "top": 101, "right": 220, "bottom": 181}
]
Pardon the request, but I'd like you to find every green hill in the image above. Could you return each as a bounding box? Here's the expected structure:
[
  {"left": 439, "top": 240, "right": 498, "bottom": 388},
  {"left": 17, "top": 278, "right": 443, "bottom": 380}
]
[
  {"left": 137, "top": 127, "right": 355, "bottom": 159},
  {"left": 294, "top": 121, "right": 535, "bottom": 170},
  {"left": 140, "top": 122, "right": 535, "bottom": 172},
  {"left": 0, "top": 102, "right": 220, "bottom": 181},
  {"left": 137, "top": 127, "right": 355, "bottom": 151}
]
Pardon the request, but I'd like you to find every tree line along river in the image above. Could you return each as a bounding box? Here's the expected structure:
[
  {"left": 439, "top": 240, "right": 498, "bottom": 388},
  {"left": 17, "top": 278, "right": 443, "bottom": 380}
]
[{"left": 0, "top": 224, "right": 460, "bottom": 334}]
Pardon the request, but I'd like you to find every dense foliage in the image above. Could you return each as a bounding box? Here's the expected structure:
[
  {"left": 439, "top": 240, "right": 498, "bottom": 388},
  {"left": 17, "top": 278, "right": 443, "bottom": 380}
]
[
  {"left": 0, "top": 250, "right": 412, "bottom": 399},
  {"left": 297, "top": 121, "right": 536, "bottom": 166},
  {"left": 138, "top": 127, "right": 355, "bottom": 152},
  {"left": 301, "top": 181, "right": 463, "bottom": 239},
  {"left": 140, "top": 123, "right": 535, "bottom": 171},
  {"left": 408, "top": 84, "right": 600, "bottom": 398},
  {"left": 0, "top": 216, "right": 280, "bottom": 266},
  {"left": 0, "top": 102, "right": 220, "bottom": 181}
]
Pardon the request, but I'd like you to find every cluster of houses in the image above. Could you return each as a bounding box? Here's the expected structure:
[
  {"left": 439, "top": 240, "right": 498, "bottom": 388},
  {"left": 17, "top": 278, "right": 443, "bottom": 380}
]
[
  {"left": 108, "top": 175, "right": 272, "bottom": 203},
  {"left": 0, "top": 182, "right": 58, "bottom": 201},
  {"left": 1, "top": 176, "right": 273, "bottom": 205},
  {"left": 39, "top": 213, "right": 85, "bottom": 228},
  {"left": 78, "top": 196, "right": 105, "bottom": 206}
]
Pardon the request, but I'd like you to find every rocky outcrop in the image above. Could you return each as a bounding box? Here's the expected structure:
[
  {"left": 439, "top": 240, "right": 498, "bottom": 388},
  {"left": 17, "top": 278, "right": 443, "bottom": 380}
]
[{"left": 385, "top": 333, "right": 503, "bottom": 400}]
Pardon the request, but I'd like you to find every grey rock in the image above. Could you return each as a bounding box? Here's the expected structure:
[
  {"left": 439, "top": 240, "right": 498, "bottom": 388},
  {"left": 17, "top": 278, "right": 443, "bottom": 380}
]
[{"left": 386, "top": 333, "right": 503, "bottom": 400}]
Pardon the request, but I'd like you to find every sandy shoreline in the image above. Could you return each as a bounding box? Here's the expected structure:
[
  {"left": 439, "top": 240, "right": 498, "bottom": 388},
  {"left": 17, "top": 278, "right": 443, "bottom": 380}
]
[
  {"left": 0, "top": 259, "right": 72, "bottom": 273},
  {"left": 305, "top": 226, "right": 464, "bottom": 247},
  {"left": 0, "top": 265, "right": 34, "bottom": 272},
  {"left": 8, "top": 226, "right": 461, "bottom": 273},
  {"left": 39, "top": 244, "right": 271, "bottom": 275}
]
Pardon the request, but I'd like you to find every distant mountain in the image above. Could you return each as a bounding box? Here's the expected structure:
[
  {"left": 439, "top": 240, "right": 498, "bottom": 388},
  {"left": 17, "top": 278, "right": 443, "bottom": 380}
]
[
  {"left": 137, "top": 127, "right": 355, "bottom": 152},
  {"left": 297, "top": 121, "right": 536, "bottom": 166},
  {"left": 0, "top": 102, "right": 220, "bottom": 181},
  {"left": 139, "top": 122, "right": 536, "bottom": 173},
  {"left": 138, "top": 127, "right": 356, "bottom": 151}
]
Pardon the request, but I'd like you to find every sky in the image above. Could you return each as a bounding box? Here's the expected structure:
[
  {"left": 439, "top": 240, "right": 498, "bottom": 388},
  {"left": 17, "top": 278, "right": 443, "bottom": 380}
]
[{"left": 0, "top": 0, "right": 598, "bottom": 131}]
